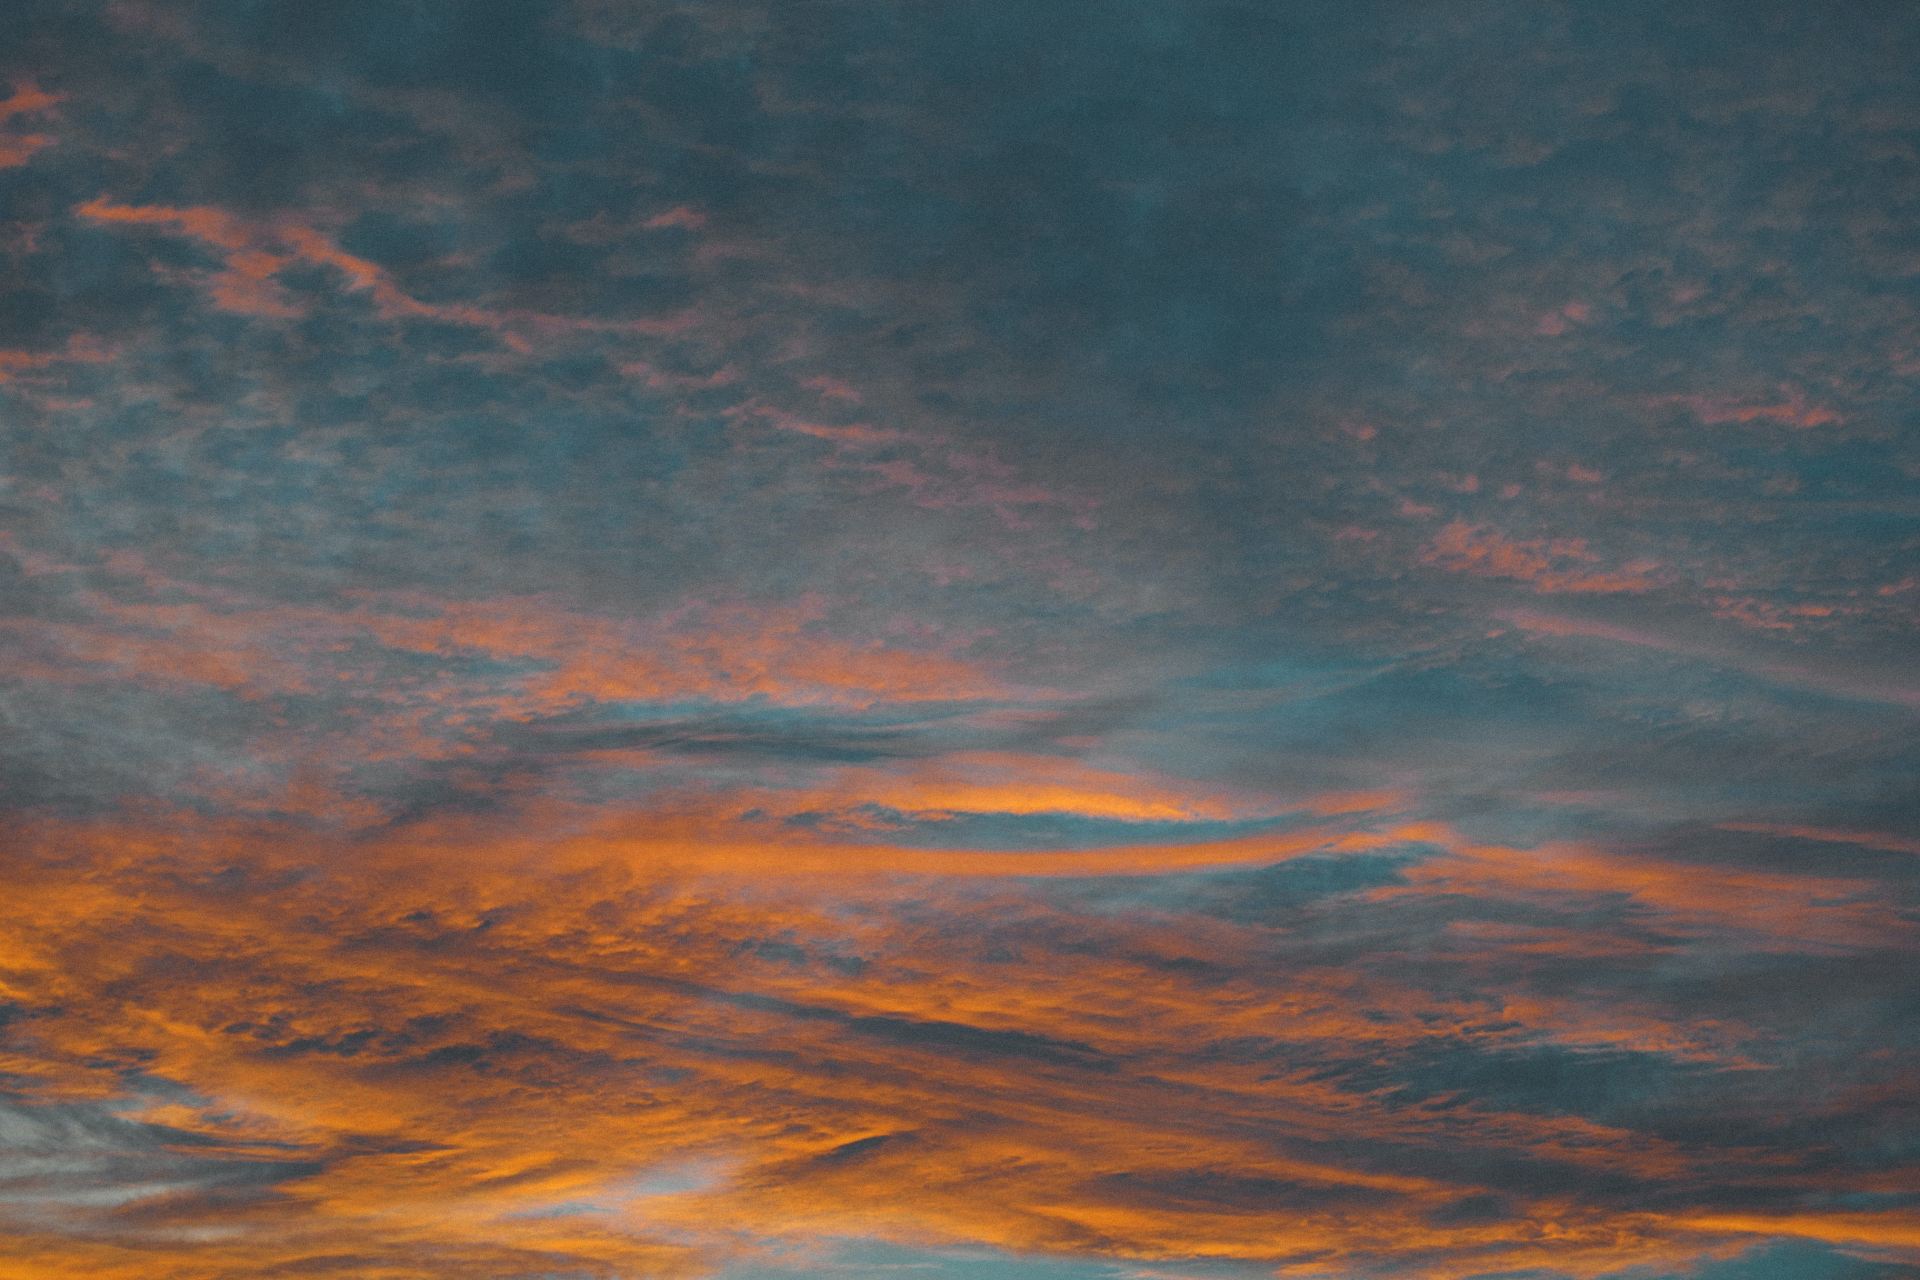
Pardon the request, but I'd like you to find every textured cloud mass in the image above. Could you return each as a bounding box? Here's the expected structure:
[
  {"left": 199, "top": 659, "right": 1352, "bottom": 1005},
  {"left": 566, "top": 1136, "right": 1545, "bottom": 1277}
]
[{"left": 3, "top": 2, "right": 1918, "bottom": 1278}]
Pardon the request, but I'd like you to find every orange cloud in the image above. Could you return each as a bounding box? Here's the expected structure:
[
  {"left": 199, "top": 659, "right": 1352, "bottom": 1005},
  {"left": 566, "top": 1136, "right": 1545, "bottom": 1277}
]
[
  {"left": 1421, "top": 521, "right": 1658, "bottom": 594},
  {"left": 0, "top": 81, "right": 60, "bottom": 168},
  {"left": 1716, "top": 823, "right": 1920, "bottom": 858},
  {"left": 4, "top": 804, "right": 1905, "bottom": 1280},
  {"left": 1370, "top": 822, "right": 1910, "bottom": 952},
  {"left": 354, "top": 593, "right": 1018, "bottom": 712},
  {"left": 773, "top": 751, "right": 1281, "bottom": 826},
  {"left": 14, "top": 584, "right": 1016, "bottom": 713},
  {"left": 73, "top": 198, "right": 304, "bottom": 317}
]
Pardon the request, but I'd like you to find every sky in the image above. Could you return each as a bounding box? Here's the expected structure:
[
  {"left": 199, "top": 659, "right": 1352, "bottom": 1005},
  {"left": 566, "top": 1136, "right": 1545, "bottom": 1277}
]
[{"left": 1, "top": 2, "right": 1918, "bottom": 1277}]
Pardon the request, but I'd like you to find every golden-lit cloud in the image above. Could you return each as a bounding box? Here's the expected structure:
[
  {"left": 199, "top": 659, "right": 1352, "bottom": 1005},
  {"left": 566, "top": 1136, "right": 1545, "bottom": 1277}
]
[{"left": 8, "top": 5, "right": 1918, "bottom": 1278}]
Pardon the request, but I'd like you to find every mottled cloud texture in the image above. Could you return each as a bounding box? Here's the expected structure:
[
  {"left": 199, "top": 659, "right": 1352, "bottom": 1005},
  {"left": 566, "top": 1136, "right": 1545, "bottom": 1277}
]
[{"left": 3, "top": 3, "right": 1918, "bottom": 1278}]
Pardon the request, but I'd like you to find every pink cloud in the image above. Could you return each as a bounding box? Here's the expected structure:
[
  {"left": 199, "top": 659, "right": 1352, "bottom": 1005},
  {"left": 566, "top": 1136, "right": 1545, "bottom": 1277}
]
[
  {"left": 641, "top": 204, "right": 707, "bottom": 231},
  {"left": 1711, "top": 595, "right": 1848, "bottom": 633},
  {"left": 1502, "top": 608, "right": 1920, "bottom": 710},
  {"left": 802, "top": 375, "right": 862, "bottom": 403},
  {"left": 1534, "top": 301, "right": 1592, "bottom": 336},
  {"left": 0, "top": 334, "right": 112, "bottom": 384},
  {"left": 75, "top": 197, "right": 695, "bottom": 347}
]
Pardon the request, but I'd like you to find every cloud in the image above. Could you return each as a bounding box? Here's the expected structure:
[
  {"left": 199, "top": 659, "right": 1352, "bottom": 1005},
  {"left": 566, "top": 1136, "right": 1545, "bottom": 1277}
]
[
  {"left": 0, "top": 81, "right": 59, "bottom": 168},
  {"left": 5, "top": 2, "right": 1918, "bottom": 1277},
  {"left": 1421, "top": 521, "right": 1660, "bottom": 595},
  {"left": 6, "top": 798, "right": 1914, "bottom": 1276},
  {"left": 1659, "top": 390, "right": 1845, "bottom": 430}
]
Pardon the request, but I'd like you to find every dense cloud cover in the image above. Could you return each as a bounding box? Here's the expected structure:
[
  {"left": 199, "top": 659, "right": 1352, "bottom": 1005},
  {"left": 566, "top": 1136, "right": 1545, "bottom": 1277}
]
[{"left": 2, "top": 2, "right": 1917, "bottom": 1277}]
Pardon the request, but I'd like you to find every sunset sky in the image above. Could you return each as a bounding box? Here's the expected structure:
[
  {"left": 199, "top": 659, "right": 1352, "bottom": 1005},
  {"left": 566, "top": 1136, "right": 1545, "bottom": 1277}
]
[{"left": 3, "top": 3, "right": 1919, "bottom": 1278}]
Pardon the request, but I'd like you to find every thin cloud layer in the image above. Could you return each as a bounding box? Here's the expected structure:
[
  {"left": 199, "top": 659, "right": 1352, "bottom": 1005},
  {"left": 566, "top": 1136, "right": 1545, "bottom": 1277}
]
[{"left": 2, "top": 3, "right": 1916, "bottom": 1278}]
